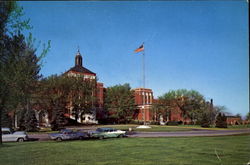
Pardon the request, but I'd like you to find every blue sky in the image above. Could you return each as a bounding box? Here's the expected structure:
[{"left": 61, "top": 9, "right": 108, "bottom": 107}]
[{"left": 19, "top": 1, "right": 248, "bottom": 116}]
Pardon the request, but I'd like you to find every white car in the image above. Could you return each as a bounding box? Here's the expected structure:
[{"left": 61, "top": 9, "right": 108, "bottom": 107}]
[
  {"left": 1, "top": 128, "right": 29, "bottom": 142},
  {"left": 89, "top": 127, "right": 127, "bottom": 139}
]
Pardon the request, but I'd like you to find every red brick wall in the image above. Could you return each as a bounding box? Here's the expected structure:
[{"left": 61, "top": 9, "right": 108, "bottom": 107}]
[
  {"left": 96, "top": 82, "right": 104, "bottom": 108},
  {"left": 226, "top": 117, "right": 241, "bottom": 125},
  {"left": 136, "top": 105, "right": 152, "bottom": 121},
  {"left": 134, "top": 88, "right": 153, "bottom": 121}
]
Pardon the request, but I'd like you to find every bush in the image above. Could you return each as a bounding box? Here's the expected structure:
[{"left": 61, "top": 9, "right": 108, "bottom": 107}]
[
  {"left": 129, "top": 120, "right": 144, "bottom": 125},
  {"left": 166, "top": 121, "right": 179, "bottom": 126},
  {"left": 150, "top": 121, "right": 160, "bottom": 125},
  {"left": 215, "top": 113, "right": 227, "bottom": 128},
  {"left": 200, "top": 113, "right": 211, "bottom": 128}
]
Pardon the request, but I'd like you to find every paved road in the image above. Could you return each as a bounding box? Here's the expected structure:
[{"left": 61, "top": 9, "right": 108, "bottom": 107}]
[
  {"left": 28, "top": 129, "right": 250, "bottom": 141},
  {"left": 129, "top": 129, "right": 250, "bottom": 137}
]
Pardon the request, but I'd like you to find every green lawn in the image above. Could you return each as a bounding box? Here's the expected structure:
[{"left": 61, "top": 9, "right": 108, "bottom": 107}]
[{"left": 1, "top": 135, "right": 249, "bottom": 165}]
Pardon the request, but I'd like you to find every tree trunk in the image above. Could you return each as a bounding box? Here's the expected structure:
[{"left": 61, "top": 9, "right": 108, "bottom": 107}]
[
  {"left": 0, "top": 107, "right": 3, "bottom": 145},
  {"left": 0, "top": 99, "right": 4, "bottom": 145}
]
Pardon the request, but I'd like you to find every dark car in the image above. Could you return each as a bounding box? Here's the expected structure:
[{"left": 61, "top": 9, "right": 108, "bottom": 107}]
[{"left": 49, "top": 129, "right": 88, "bottom": 141}]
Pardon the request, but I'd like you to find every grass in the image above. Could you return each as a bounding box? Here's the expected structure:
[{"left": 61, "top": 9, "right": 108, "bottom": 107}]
[{"left": 0, "top": 135, "right": 250, "bottom": 165}]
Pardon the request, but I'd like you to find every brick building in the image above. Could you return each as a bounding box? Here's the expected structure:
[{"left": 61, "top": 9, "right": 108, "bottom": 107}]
[
  {"left": 226, "top": 116, "right": 242, "bottom": 125},
  {"left": 134, "top": 88, "right": 154, "bottom": 121}
]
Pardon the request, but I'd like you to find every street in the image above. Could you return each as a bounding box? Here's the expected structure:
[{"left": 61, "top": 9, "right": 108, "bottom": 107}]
[{"left": 28, "top": 128, "right": 250, "bottom": 141}]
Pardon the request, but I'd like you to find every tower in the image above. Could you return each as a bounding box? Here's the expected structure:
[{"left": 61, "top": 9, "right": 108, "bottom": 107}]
[{"left": 75, "top": 49, "right": 82, "bottom": 66}]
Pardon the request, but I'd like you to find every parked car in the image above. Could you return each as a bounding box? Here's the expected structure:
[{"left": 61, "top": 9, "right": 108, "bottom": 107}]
[
  {"left": 49, "top": 129, "right": 88, "bottom": 141},
  {"left": 89, "top": 127, "right": 126, "bottom": 139},
  {"left": 1, "top": 128, "right": 29, "bottom": 142}
]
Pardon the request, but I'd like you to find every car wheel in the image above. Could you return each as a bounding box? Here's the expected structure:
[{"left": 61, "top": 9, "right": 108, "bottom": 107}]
[
  {"left": 79, "top": 136, "right": 84, "bottom": 140},
  {"left": 17, "top": 138, "right": 24, "bottom": 142},
  {"left": 99, "top": 136, "right": 104, "bottom": 140},
  {"left": 118, "top": 135, "right": 124, "bottom": 138},
  {"left": 56, "top": 137, "right": 62, "bottom": 142}
]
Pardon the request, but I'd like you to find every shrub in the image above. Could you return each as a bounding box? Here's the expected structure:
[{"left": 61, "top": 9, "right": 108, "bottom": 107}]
[
  {"left": 200, "top": 113, "right": 211, "bottom": 128},
  {"left": 150, "top": 121, "right": 160, "bottom": 125},
  {"left": 166, "top": 121, "right": 179, "bottom": 126},
  {"left": 129, "top": 120, "right": 144, "bottom": 125},
  {"left": 215, "top": 113, "right": 227, "bottom": 128}
]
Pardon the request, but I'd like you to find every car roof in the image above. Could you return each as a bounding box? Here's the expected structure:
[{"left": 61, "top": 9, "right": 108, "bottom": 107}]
[
  {"left": 60, "top": 129, "right": 73, "bottom": 132},
  {"left": 1, "top": 128, "right": 11, "bottom": 131},
  {"left": 97, "top": 127, "right": 115, "bottom": 131}
]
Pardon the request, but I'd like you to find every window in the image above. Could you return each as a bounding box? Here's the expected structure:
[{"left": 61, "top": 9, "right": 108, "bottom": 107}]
[{"left": 2, "top": 131, "right": 10, "bottom": 135}]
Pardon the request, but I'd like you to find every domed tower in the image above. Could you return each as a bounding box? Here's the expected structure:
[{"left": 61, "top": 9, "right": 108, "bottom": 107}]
[
  {"left": 75, "top": 49, "right": 83, "bottom": 67},
  {"left": 65, "top": 47, "right": 96, "bottom": 78}
]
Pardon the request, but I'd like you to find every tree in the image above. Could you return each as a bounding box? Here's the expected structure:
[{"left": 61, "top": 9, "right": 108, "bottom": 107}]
[
  {"left": 104, "top": 83, "right": 136, "bottom": 124},
  {"left": 157, "top": 89, "right": 206, "bottom": 124},
  {"left": 37, "top": 75, "right": 97, "bottom": 129},
  {"left": 38, "top": 75, "right": 70, "bottom": 130},
  {"left": 246, "top": 112, "right": 250, "bottom": 121},
  {"left": 0, "top": 2, "right": 50, "bottom": 144},
  {"left": 23, "top": 109, "right": 38, "bottom": 132},
  {"left": 1, "top": 109, "right": 12, "bottom": 128},
  {"left": 69, "top": 77, "right": 97, "bottom": 123}
]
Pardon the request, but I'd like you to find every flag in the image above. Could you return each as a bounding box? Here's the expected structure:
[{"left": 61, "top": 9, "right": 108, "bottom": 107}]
[{"left": 134, "top": 44, "right": 144, "bottom": 53}]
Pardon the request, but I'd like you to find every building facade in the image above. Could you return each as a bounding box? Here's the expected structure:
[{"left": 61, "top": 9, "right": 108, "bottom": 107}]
[{"left": 134, "top": 88, "right": 154, "bottom": 122}]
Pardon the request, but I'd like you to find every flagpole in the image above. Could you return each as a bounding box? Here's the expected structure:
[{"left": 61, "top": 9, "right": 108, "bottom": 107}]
[{"left": 142, "top": 44, "right": 146, "bottom": 125}]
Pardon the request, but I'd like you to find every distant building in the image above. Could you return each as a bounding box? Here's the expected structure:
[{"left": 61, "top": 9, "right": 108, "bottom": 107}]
[{"left": 226, "top": 116, "right": 242, "bottom": 125}]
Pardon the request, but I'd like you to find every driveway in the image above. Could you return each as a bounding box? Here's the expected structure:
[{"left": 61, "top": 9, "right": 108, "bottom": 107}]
[{"left": 28, "top": 129, "right": 250, "bottom": 141}]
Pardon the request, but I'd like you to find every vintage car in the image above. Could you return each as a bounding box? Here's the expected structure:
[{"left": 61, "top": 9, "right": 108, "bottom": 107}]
[
  {"left": 1, "top": 128, "right": 29, "bottom": 142},
  {"left": 89, "top": 127, "right": 126, "bottom": 139},
  {"left": 49, "top": 129, "right": 88, "bottom": 141}
]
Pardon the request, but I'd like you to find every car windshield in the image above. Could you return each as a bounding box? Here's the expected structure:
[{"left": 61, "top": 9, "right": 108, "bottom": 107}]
[
  {"left": 60, "top": 129, "right": 72, "bottom": 133},
  {"left": 96, "top": 128, "right": 104, "bottom": 132}
]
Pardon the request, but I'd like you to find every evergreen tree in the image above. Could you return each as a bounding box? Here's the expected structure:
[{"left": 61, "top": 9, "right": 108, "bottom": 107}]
[
  {"left": 24, "top": 109, "right": 38, "bottom": 132},
  {"left": 0, "top": 2, "right": 50, "bottom": 144},
  {"left": 51, "top": 108, "right": 67, "bottom": 131}
]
